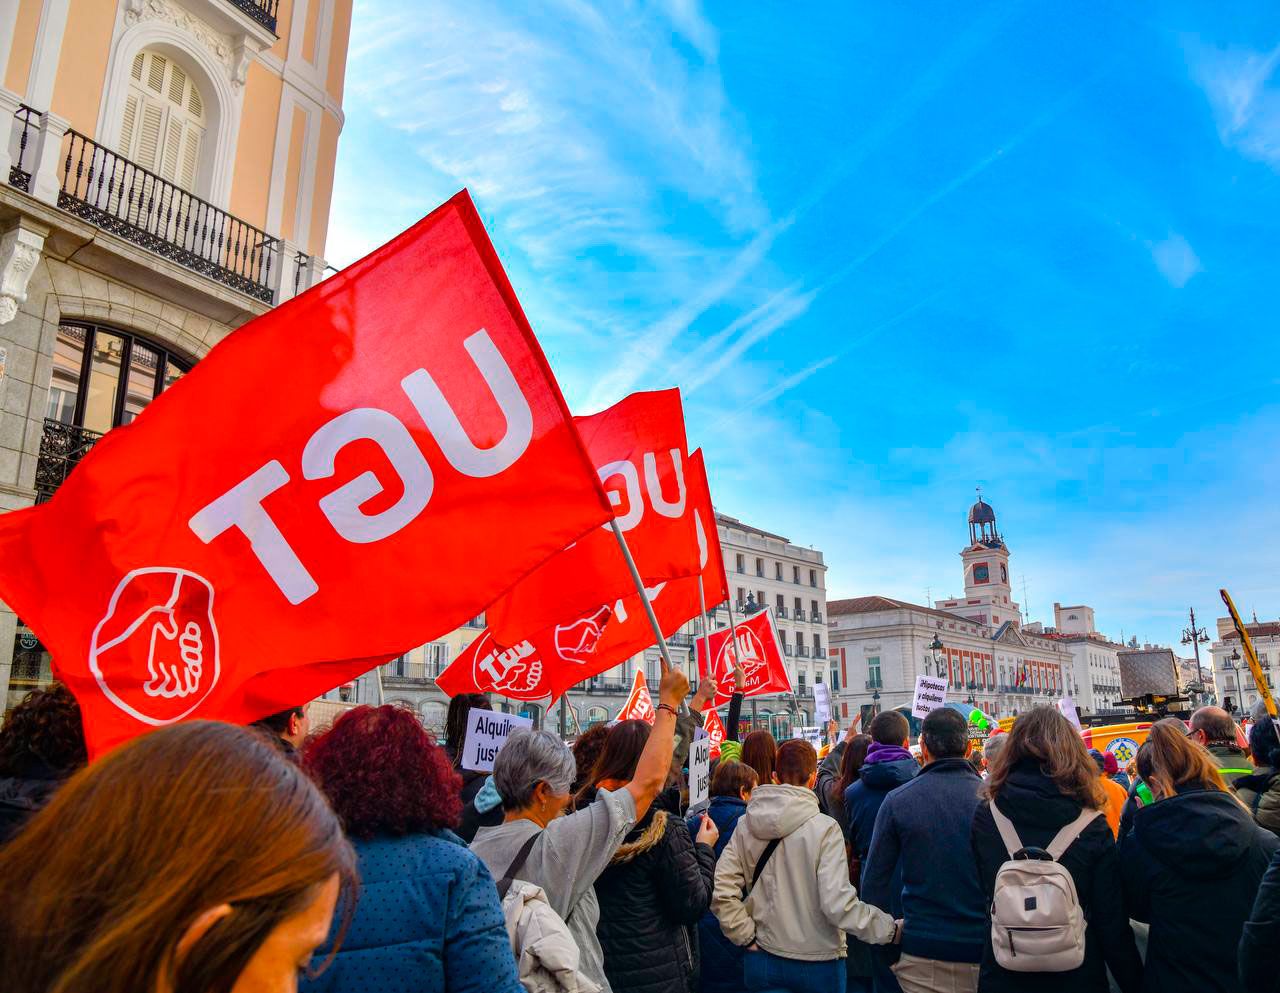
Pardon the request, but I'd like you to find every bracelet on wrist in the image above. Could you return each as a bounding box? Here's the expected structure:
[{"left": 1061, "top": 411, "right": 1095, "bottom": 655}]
[{"left": 656, "top": 703, "right": 678, "bottom": 717}]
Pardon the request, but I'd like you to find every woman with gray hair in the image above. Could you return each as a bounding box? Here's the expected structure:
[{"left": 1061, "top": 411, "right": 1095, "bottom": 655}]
[{"left": 470, "top": 665, "right": 689, "bottom": 993}]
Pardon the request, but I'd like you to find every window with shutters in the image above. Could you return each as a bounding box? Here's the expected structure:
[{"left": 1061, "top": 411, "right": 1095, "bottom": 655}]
[{"left": 118, "top": 50, "right": 207, "bottom": 192}]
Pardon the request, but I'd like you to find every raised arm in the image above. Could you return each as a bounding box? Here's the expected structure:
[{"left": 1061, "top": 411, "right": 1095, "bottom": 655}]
[
  {"left": 626, "top": 662, "right": 689, "bottom": 820},
  {"left": 726, "top": 662, "right": 745, "bottom": 742}
]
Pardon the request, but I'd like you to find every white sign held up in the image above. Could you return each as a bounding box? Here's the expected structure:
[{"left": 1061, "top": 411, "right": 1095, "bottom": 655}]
[
  {"left": 688, "top": 728, "right": 712, "bottom": 813},
  {"left": 1057, "top": 696, "right": 1082, "bottom": 731},
  {"left": 461, "top": 710, "right": 533, "bottom": 772},
  {"left": 912, "top": 675, "right": 948, "bottom": 720},
  {"left": 814, "top": 682, "right": 831, "bottom": 724}
]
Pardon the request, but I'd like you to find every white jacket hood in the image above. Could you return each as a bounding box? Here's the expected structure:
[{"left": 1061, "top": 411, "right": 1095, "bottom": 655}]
[{"left": 744, "top": 784, "right": 820, "bottom": 841}]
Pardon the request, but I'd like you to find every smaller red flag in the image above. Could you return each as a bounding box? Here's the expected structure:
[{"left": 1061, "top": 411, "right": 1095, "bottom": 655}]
[
  {"left": 696, "top": 608, "right": 792, "bottom": 709},
  {"left": 617, "top": 669, "right": 656, "bottom": 724},
  {"left": 702, "top": 705, "right": 727, "bottom": 759}
]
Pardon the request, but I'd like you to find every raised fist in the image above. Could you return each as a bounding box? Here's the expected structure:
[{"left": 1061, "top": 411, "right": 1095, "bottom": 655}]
[{"left": 89, "top": 568, "right": 220, "bottom": 725}]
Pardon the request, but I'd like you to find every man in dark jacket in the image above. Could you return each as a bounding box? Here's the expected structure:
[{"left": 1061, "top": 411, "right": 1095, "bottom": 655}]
[
  {"left": 862, "top": 707, "right": 985, "bottom": 993},
  {"left": 843, "top": 709, "right": 917, "bottom": 993}
]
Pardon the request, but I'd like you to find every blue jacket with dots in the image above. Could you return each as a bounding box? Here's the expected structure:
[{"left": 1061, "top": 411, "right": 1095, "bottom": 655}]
[{"left": 301, "top": 829, "right": 522, "bottom": 993}]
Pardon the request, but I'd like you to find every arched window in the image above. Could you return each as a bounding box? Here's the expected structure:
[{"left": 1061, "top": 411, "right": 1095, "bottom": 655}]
[
  {"left": 586, "top": 706, "right": 608, "bottom": 727},
  {"left": 119, "top": 50, "right": 207, "bottom": 191},
  {"left": 420, "top": 701, "right": 447, "bottom": 735},
  {"left": 45, "top": 322, "right": 189, "bottom": 435}
]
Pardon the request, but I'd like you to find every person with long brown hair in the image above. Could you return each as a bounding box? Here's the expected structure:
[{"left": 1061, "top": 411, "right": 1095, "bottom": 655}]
[
  {"left": 1119, "top": 720, "right": 1277, "bottom": 993},
  {"left": 741, "top": 729, "right": 777, "bottom": 785},
  {"left": 970, "top": 706, "right": 1141, "bottom": 993},
  {"left": 0, "top": 720, "right": 356, "bottom": 993},
  {"left": 300, "top": 705, "right": 521, "bottom": 993},
  {"left": 582, "top": 720, "right": 718, "bottom": 993}
]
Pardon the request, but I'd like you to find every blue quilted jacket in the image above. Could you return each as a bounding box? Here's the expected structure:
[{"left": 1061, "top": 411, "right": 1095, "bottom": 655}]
[{"left": 301, "top": 829, "right": 522, "bottom": 993}]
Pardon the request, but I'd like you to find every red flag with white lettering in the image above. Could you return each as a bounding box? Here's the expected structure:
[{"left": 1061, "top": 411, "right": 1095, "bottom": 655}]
[
  {"left": 697, "top": 608, "right": 792, "bottom": 708},
  {"left": 0, "top": 191, "right": 612, "bottom": 756},
  {"left": 617, "top": 669, "right": 656, "bottom": 724},
  {"left": 437, "top": 449, "right": 726, "bottom": 702},
  {"left": 485, "top": 390, "right": 698, "bottom": 646}
]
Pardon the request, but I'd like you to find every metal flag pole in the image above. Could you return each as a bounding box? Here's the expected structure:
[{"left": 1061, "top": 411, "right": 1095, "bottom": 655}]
[
  {"left": 609, "top": 519, "right": 675, "bottom": 673},
  {"left": 725, "top": 593, "right": 755, "bottom": 731},
  {"left": 375, "top": 664, "right": 385, "bottom": 705},
  {"left": 1222, "top": 588, "right": 1277, "bottom": 719}
]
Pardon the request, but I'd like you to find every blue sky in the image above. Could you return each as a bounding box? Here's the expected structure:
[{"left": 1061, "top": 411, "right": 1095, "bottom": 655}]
[{"left": 327, "top": 1, "right": 1280, "bottom": 655}]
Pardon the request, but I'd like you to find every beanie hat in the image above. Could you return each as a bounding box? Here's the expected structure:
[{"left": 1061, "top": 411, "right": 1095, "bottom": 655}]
[{"left": 1103, "top": 751, "right": 1120, "bottom": 776}]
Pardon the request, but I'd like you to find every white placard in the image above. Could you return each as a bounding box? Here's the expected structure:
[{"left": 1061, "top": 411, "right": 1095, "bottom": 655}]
[
  {"left": 792, "top": 725, "right": 823, "bottom": 747},
  {"left": 461, "top": 710, "right": 533, "bottom": 772},
  {"left": 814, "top": 682, "right": 831, "bottom": 724},
  {"left": 1057, "top": 696, "right": 1082, "bottom": 731},
  {"left": 912, "top": 675, "right": 948, "bottom": 719},
  {"left": 688, "top": 728, "right": 712, "bottom": 813}
]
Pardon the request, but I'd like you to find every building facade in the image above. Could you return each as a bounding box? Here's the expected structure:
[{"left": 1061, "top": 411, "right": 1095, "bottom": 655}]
[
  {"left": 828, "top": 497, "right": 1071, "bottom": 722},
  {"left": 0, "top": 0, "right": 353, "bottom": 710},
  {"left": 1037, "top": 602, "right": 1126, "bottom": 718},
  {"left": 377, "top": 511, "right": 829, "bottom": 740},
  {"left": 1209, "top": 616, "right": 1279, "bottom": 717}
]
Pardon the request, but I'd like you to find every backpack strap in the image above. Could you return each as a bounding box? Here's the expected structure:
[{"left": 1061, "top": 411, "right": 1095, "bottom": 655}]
[
  {"left": 988, "top": 801, "right": 1025, "bottom": 858},
  {"left": 497, "top": 831, "right": 542, "bottom": 900},
  {"left": 749, "top": 837, "right": 782, "bottom": 892},
  {"left": 1045, "top": 809, "right": 1101, "bottom": 861}
]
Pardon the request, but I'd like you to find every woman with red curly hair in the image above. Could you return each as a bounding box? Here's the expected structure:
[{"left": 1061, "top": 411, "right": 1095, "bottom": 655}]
[{"left": 301, "top": 705, "right": 521, "bottom": 993}]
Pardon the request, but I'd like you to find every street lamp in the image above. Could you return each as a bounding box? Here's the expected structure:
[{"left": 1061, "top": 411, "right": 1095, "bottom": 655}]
[
  {"left": 1225, "top": 649, "right": 1242, "bottom": 715},
  {"left": 929, "top": 634, "right": 944, "bottom": 677}
]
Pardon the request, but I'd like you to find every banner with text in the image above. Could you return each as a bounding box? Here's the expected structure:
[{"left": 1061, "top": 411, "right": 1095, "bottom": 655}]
[
  {"left": 0, "top": 191, "right": 612, "bottom": 755},
  {"left": 696, "top": 607, "right": 792, "bottom": 708},
  {"left": 461, "top": 710, "right": 534, "bottom": 772},
  {"left": 912, "top": 675, "right": 948, "bottom": 719},
  {"left": 688, "top": 729, "right": 712, "bottom": 812}
]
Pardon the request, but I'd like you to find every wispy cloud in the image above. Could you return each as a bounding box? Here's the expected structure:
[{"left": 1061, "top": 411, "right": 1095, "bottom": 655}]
[
  {"left": 1188, "top": 39, "right": 1280, "bottom": 168},
  {"left": 1149, "top": 232, "right": 1202, "bottom": 287}
]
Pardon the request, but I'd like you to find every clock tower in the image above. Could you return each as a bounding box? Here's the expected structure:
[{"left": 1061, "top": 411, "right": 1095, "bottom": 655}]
[{"left": 937, "top": 490, "right": 1021, "bottom": 629}]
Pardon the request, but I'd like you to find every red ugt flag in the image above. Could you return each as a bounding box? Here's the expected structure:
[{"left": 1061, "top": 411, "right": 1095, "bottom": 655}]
[
  {"left": 0, "top": 191, "right": 612, "bottom": 755},
  {"left": 617, "top": 669, "right": 656, "bottom": 724},
  {"left": 697, "top": 607, "right": 792, "bottom": 708},
  {"left": 438, "top": 448, "right": 726, "bottom": 702},
  {"left": 485, "top": 389, "right": 698, "bottom": 647}
]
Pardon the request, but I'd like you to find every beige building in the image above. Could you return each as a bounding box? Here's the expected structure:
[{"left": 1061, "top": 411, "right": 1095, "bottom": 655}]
[
  {"left": 382, "top": 512, "right": 830, "bottom": 740},
  {"left": 0, "top": 0, "right": 353, "bottom": 710}
]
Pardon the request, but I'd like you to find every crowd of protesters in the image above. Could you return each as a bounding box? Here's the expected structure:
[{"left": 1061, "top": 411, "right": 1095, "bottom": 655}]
[{"left": 5, "top": 672, "right": 1280, "bottom": 993}]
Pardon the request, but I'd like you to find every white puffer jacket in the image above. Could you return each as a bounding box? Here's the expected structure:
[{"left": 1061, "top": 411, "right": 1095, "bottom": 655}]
[
  {"left": 712, "top": 783, "right": 896, "bottom": 961},
  {"left": 503, "top": 879, "right": 602, "bottom": 993}
]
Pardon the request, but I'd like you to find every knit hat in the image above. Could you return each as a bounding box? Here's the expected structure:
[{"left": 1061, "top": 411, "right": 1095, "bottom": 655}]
[
  {"left": 1103, "top": 751, "right": 1120, "bottom": 776},
  {"left": 1088, "top": 748, "right": 1106, "bottom": 773}
]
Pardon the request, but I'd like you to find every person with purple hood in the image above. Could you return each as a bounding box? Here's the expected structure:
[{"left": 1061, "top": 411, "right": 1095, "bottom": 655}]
[{"left": 843, "top": 710, "right": 917, "bottom": 993}]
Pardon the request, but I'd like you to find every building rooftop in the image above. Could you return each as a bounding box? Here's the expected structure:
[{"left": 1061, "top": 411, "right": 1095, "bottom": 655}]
[
  {"left": 1222, "top": 622, "right": 1280, "bottom": 641},
  {"left": 829, "top": 595, "right": 974, "bottom": 626},
  {"left": 716, "top": 513, "right": 791, "bottom": 544}
]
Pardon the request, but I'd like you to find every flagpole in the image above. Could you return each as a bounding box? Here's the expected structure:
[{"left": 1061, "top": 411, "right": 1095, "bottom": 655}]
[
  {"left": 725, "top": 594, "right": 754, "bottom": 731},
  {"left": 608, "top": 519, "right": 675, "bottom": 673}
]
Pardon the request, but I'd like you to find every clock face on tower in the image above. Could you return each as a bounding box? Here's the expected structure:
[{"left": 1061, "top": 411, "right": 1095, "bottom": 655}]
[{"left": 974, "top": 563, "right": 990, "bottom": 584}]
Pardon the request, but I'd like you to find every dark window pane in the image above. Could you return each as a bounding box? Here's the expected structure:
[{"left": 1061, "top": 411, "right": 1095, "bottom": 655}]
[{"left": 121, "top": 341, "right": 160, "bottom": 424}]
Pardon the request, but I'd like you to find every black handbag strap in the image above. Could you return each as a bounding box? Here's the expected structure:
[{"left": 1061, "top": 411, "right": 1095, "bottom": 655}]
[
  {"left": 749, "top": 837, "right": 782, "bottom": 891},
  {"left": 497, "top": 831, "right": 541, "bottom": 900}
]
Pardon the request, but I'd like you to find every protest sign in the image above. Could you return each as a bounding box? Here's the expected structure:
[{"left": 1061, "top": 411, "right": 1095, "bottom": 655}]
[
  {"left": 912, "top": 675, "right": 948, "bottom": 719},
  {"left": 0, "top": 191, "right": 613, "bottom": 755},
  {"left": 814, "top": 682, "right": 831, "bottom": 724},
  {"left": 688, "top": 729, "right": 712, "bottom": 812},
  {"left": 461, "top": 710, "right": 533, "bottom": 772},
  {"left": 792, "top": 726, "right": 823, "bottom": 747},
  {"left": 1057, "top": 696, "right": 1083, "bottom": 731}
]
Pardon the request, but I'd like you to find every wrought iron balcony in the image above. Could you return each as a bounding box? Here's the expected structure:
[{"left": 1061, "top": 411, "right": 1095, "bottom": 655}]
[
  {"left": 8, "top": 104, "right": 37, "bottom": 191},
  {"left": 35, "top": 419, "right": 103, "bottom": 503},
  {"left": 227, "top": 0, "right": 279, "bottom": 33},
  {"left": 56, "top": 129, "right": 278, "bottom": 302},
  {"left": 383, "top": 660, "right": 437, "bottom": 684}
]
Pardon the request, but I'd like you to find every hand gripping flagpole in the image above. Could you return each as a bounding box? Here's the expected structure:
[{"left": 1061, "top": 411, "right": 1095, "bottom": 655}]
[{"left": 609, "top": 519, "right": 675, "bottom": 674}]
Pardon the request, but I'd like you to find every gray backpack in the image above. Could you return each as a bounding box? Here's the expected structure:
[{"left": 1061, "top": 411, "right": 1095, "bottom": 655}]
[{"left": 988, "top": 804, "right": 1099, "bottom": 972}]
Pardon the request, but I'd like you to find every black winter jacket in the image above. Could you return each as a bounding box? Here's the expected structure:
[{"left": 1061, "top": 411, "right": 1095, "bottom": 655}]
[
  {"left": 1121, "top": 786, "right": 1276, "bottom": 993},
  {"left": 971, "top": 759, "right": 1143, "bottom": 993},
  {"left": 0, "top": 769, "right": 64, "bottom": 845},
  {"left": 592, "top": 793, "right": 716, "bottom": 993},
  {"left": 1240, "top": 844, "right": 1280, "bottom": 992}
]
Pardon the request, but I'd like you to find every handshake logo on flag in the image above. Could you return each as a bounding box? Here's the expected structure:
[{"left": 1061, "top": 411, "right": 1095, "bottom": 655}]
[
  {"left": 716, "top": 628, "right": 767, "bottom": 685},
  {"left": 88, "top": 568, "right": 221, "bottom": 726}
]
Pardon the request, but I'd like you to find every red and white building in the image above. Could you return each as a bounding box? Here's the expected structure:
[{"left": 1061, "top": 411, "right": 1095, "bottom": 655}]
[{"left": 827, "top": 497, "right": 1071, "bottom": 722}]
